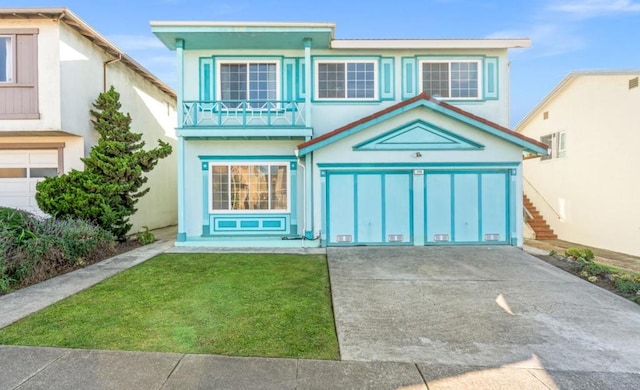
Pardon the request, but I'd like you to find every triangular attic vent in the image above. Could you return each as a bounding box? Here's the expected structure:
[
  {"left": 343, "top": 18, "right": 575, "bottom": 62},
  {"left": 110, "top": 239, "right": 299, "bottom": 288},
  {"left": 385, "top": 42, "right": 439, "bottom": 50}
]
[{"left": 353, "top": 119, "right": 484, "bottom": 151}]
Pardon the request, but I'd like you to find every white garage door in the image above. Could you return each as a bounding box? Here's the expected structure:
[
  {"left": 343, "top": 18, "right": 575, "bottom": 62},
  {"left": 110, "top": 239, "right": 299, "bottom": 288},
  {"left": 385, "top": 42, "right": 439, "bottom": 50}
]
[{"left": 0, "top": 150, "right": 59, "bottom": 214}]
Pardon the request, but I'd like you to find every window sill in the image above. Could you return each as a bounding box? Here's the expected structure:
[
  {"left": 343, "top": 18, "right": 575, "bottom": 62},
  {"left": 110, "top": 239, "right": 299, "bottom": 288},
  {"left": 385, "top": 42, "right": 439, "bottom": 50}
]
[{"left": 0, "top": 113, "right": 40, "bottom": 120}]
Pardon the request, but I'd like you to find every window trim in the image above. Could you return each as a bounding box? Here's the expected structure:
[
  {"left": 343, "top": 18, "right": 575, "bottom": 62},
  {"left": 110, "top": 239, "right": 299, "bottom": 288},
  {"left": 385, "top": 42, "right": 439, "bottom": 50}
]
[
  {"left": 418, "top": 59, "right": 483, "bottom": 101},
  {"left": 215, "top": 60, "right": 281, "bottom": 105},
  {"left": 314, "top": 59, "right": 379, "bottom": 101},
  {"left": 0, "top": 34, "right": 14, "bottom": 84},
  {"left": 208, "top": 161, "right": 290, "bottom": 214},
  {"left": 540, "top": 131, "right": 566, "bottom": 160}
]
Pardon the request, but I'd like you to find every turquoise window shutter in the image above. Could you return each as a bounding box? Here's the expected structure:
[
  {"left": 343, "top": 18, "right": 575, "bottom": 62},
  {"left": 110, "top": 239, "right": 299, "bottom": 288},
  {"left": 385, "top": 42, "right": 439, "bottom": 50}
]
[
  {"left": 200, "top": 57, "right": 214, "bottom": 101},
  {"left": 283, "top": 58, "right": 296, "bottom": 101},
  {"left": 297, "top": 59, "right": 306, "bottom": 100},
  {"left": 401, "top": 57, "right": 417, "bottom": 99},
  {"left": 483, "top": 57, "right": 499, "bottom": 100},
  {"left": 379, "top": 57, "right": 395, "bottom": 100}
]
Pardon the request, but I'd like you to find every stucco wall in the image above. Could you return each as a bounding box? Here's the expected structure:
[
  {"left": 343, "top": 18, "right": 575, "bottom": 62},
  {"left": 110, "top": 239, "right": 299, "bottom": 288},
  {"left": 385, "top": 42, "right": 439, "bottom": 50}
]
[
  {"left": 520, "top": 74, "right": 640, "bottom": 256},
  {"left": 182, "top": 47, "right": 512, "bottom": 133},
  {"left": 310, "top": 107, "right": 525, "bottom": 245},
  {"left": 0, "top": 18, "right": 62, "bottom": 131},
  {"left": 181, "top": 140, "right": 300, "bottom": 238}
]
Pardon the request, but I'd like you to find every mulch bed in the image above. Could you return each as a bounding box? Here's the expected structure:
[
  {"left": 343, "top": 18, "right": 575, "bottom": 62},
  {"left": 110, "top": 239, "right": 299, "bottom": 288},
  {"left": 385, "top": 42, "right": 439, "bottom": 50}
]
[{"left": 533, "top": 254, "right": 621, "bottom": 295}]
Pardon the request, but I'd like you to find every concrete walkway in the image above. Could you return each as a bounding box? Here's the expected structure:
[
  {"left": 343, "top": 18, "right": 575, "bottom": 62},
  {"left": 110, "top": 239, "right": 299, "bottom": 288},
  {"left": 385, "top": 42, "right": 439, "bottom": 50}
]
[{"left": 2, "top": 235, "right": 640, "bottom": 389}]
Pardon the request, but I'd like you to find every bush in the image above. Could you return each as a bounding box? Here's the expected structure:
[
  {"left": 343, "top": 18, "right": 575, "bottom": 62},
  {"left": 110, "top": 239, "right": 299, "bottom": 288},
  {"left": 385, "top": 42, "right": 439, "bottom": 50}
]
[
  {"left": 136, "top": 226, "right": 155, "bottom": 245},
  {"left": 581, "top": 262, "right": 610, "bottom": 277},
  {"left": 36, "top": 87, "right": 172, "bottom": 240},
  {"left": 0, "top": 208, "right": 116, "bottom": 293},
  {"left": 564, "top": 247, "right": 595, "bottom": 263},
  {"left": 614, "top": 274, "right": 640, "bottom": 296}
]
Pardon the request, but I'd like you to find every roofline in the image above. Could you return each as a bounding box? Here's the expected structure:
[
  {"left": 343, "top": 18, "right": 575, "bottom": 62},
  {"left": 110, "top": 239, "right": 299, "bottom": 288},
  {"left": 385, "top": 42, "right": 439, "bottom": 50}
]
[
  {"left": 150, "top": 21, "right": 336, "bottom": 29},
  {"left": 514, "top": 69, "right": 640, "bottom": 131},
  {"left": 298, "top": 92, "right": 548, "bottom": 156},
  {"left": 331, "top": 38, "right": 531, "bottom": 50},
  {"left": 0, "top": 7, "right": 176, "bottom": 100}
]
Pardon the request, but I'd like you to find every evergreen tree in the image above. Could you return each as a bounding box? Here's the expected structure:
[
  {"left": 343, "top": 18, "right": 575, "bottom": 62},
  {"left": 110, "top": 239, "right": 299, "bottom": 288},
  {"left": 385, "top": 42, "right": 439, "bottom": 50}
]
[{"left": 36, "top": 87, "right": 172, "bottom": 240}]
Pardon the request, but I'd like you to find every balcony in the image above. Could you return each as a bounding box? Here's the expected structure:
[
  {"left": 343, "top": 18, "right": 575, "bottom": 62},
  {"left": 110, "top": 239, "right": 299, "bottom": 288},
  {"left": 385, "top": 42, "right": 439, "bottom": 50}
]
[{"left": 182, "top": 100, "right": 306, "bottom": 128}]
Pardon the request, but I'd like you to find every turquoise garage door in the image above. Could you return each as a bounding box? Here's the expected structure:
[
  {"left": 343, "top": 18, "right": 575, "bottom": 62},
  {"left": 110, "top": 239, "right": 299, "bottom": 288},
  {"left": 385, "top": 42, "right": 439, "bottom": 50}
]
[
  {"left": 425, "top": 171, "right": 510, "bottom": 245},
  {"left": 326, "top": 171, "right": 412, "bottom": 245}
]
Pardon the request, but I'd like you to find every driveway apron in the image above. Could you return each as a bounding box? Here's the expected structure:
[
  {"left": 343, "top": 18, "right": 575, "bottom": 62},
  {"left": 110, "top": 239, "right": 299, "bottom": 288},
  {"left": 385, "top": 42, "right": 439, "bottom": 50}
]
[{"left": 327, "top": 246, "right": 640, "bottom": 374}]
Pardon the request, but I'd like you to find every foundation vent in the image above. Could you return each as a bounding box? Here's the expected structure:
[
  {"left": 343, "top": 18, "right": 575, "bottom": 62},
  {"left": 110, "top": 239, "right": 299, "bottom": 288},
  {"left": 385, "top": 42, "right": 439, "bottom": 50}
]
[
  {"left": 433, "top": 234, "right": 450, "bottom": 242},
  {"left": 336, "top": 235, "right": 353, "bottom": 243},
  {"left": 387, "top": 234, "right": 404, "bottom": 242},
  {"left": 484, "top": 233, "right": 501, "bottom": 241}
]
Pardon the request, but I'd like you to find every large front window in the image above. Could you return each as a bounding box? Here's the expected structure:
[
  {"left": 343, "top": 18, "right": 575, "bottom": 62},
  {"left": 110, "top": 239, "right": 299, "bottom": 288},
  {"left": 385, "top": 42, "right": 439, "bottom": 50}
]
[
  {"left": 0, "top": 36, "right": 13, "bottom": 83},
  {"left": 210, "top": 163, "right": 288, "bottom": 212},
  {"left": 219, "top": 62, "right": 278, "bottom": 108},
  {"left": 316, "top": 61, "right": 376, "bottom": 100},
  {"left": 421, "top": 61, "right": 480, "bottom": 99}
]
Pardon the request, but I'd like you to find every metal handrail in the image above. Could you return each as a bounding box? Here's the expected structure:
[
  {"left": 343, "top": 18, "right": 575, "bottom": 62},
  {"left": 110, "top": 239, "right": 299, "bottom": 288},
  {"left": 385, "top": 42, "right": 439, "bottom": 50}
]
[{"left": 523, "top": 176, "right": 561, "bottom": 219}]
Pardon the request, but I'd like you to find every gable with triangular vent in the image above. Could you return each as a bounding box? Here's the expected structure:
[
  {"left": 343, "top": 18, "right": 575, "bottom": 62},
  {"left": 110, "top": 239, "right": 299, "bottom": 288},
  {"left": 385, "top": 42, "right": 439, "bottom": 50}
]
[{"left": 352, "top": 119, "right": 485, "bottom": 151}]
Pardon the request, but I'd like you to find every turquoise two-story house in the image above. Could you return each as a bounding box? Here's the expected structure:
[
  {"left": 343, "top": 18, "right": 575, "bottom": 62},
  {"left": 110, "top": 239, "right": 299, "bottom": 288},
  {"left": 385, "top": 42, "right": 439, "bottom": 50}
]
[{"left": 151, "top": 21, "right": 547, "bottom": 247}]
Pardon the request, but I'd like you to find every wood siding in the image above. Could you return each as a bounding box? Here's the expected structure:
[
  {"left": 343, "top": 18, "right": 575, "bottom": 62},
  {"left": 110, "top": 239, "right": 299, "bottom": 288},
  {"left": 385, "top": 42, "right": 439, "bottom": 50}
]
[{"left": 0, "top": 30, "right": 39, "bottom": 119}]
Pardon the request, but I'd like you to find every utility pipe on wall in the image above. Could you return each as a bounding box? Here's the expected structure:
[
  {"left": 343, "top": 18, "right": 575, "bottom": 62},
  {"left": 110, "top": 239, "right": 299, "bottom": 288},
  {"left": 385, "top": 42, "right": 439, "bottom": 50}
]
[{"left": 103, "top": 54, "right": 122, "bottom": 91}]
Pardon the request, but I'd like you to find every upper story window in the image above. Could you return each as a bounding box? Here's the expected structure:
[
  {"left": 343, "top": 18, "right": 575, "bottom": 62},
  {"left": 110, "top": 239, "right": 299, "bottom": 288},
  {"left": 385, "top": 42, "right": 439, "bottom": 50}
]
[
  {"left": 218, "top": 61, "right": 279, "bottom": 108},
  {"left": 540, "top": 131, "right": 566, "bottom": 161},
  {"left": 0, "top": 36, "right": 13, "bottom": 83},
  {"left": 316, "top": 60, "right": 377, "bottom": 100},
  {"left": 420, "top": 60, "right": 481, "bottom": 100}
]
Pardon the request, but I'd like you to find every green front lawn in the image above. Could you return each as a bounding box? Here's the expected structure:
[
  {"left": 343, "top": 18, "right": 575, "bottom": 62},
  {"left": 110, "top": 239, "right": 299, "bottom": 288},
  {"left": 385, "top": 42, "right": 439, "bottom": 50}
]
[{"left": 0, "top": 253, "right": 339, "bottom": 360}]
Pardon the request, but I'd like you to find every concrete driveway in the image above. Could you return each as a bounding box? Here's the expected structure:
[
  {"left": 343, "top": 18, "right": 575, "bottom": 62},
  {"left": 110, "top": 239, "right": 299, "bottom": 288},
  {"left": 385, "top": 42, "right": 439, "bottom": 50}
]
[{"left": 328, "top": 246, "right": 640, "bottom": 385}]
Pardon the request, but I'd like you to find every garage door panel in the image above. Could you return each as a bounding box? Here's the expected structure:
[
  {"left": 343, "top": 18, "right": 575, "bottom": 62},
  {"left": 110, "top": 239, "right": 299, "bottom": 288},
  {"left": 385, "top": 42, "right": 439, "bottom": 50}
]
[
  {"left": 426, "top": 174, "right": 452, "bottom": 243},
  {"left": 357, "top": 174, "right": 382, "bottom": 243},
  {"left": 328, "top": 174, "right": 355, "bottom": 244},
  {"left": 0, "top": 149, "right": 59, "bottom": 215},
  {"left": 481, "top": 173, "right": 508, "bottom": 242},
  {"left": 454, "top": 174, "right": 480, "bottom": 242},
  {"left": 28, "top": 151, "right": 58, "bottom": 165},
  {"left": 384, "top": 174, "right": 411, "bottom": 243}
]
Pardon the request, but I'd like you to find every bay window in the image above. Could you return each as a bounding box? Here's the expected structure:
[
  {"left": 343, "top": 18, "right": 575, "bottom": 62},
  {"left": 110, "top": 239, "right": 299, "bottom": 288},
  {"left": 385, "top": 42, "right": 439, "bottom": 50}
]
[{"left": 210, "top": 163, "right": 288, "bottom": 212}]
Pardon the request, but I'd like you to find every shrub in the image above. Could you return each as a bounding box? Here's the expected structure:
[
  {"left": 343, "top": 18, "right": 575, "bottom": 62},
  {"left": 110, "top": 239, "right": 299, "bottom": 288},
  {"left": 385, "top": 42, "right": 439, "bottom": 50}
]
[
  {"left": 614, "top": 275, "right": 640, "bottom": 296},
  {"left": 581, "top": 262, "right": 610, "bottom": 277},
  {"left": 36, "top": 87, "right": 172, "bottom": 240},
  {"left": 564, "top": 247, "right": 595, "bottom": 263},
  {"left": 0, "top": 209, "right": 116, "bottom": 293},
  {"left": 136, "top": 226, "right": 155, "bottom": 245}
]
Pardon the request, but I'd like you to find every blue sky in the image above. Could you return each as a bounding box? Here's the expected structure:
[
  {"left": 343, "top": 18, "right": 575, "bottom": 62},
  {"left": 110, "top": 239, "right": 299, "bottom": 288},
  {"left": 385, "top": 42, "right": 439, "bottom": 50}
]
[{"left": 16, "top": 0, "right": 640, "bottom": 126}]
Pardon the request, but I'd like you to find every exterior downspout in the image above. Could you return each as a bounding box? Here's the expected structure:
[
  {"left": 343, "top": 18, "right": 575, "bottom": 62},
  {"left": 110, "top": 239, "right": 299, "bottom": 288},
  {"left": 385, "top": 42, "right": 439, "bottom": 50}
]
[
  {"left": 103, "top": 54, "right": 122, "bottom": 91},
  {"left": 303, "top": 38, "right": 313, "bottom": 239}
]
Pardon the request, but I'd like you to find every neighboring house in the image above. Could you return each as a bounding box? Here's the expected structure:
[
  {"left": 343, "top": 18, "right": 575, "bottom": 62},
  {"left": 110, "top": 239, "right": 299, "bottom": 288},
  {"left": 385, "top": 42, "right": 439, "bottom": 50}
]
[
  {"left": 516, "top": 70, "right": 640, "bottom": 256},
  {"left": 0, "top": 8, "right": 177, "bottom": 232},
  {"left": 152, "top": 21, "right": 546, "bottom": 247}
]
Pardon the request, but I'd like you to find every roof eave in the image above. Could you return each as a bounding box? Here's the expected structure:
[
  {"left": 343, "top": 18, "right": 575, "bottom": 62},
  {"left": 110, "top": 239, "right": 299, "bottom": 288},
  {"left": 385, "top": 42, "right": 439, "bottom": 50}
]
[
  {"left": 0, "top": 7, "right": 176, "bottom": 100},
  {"left": 331, "top": 38, "right": 531, "bottom": 50}
]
